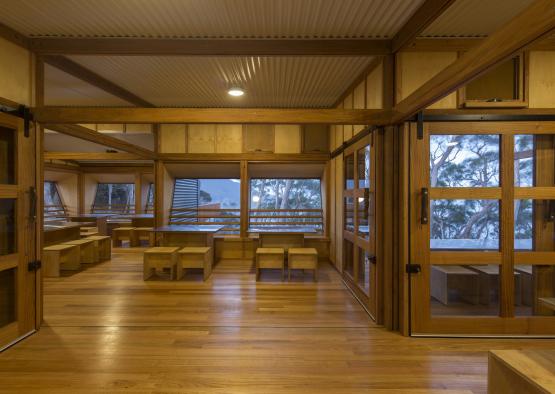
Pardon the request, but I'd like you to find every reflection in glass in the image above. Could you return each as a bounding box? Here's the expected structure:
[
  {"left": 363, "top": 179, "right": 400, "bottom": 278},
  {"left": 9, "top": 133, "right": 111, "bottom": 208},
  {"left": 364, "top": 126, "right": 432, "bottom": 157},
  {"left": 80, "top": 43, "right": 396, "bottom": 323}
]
[
  {"left": 345, "top": 154, "right": 354, "bottom": 189},
  {"left": 0, "top": 199, "right": 16, "bottom": 256},
  {"left": 357, "top": 192, "right": 370, "bottom": 239},
  {"left": 357, "top": 145, "right": 370, "bottom": 188},
  {"left": 514, "top": 135, "right": 534, "bottom": 187},
  {"left": 515, "top": 199, "right": 533, "bottom": 250},
  {"left": 344, "top": 197, "right": 354, "bottom": 232},
  {"left": 0, "top": 268, "right": 16, "bottom": 328},
  {"left": 430, "top": 199, "right": 499, "bottom": 250},
  {"left": 430, "top": 134, "right": 499, "bottom": 187},
  {"left": 0, "top": 127, "right": 15, "bottom": 185},
  {"left": 430, "top": 264, "right": 499, "bottom": 316},
  {"left": 515, "top": 265, "right": 555, "bottom": 316},
  {"left": 357, "top": 248, "right": 372, "bottom": 295},
  {"left": 343, "top": 240, "right": 354, "bottom": 278}
]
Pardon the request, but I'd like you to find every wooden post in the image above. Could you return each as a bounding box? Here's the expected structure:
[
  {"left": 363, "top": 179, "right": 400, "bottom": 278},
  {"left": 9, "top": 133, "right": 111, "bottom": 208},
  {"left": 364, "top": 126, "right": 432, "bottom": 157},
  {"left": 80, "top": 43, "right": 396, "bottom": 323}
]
[
  {"left": 134, "top": 171, "right": 142, "bottom": 214},
  {"left": 240, "top": 160, "right": 248, "bottom": 239},
  {"left": 501, "top": 134, "right": 515, "bottom": 317}
]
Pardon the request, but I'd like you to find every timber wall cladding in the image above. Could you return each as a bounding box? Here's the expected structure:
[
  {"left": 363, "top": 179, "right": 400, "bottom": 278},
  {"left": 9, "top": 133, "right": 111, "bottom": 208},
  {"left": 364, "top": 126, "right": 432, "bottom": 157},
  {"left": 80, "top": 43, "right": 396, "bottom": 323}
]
[{"left": 0, "top": 37, "right": 32, "bottom": 106}]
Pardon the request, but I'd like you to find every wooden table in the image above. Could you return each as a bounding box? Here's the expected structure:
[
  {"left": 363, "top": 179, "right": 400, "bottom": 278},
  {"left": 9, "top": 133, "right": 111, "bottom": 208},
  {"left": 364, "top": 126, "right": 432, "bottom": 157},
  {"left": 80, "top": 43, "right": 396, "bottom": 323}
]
[
  {"left": 152, "top": 225, "right": 224, "bottom": 248},
  {"left": 44, "top": 222, "right": 83, "bottom": 246},
  {"left": 68, "top": 214, "right": 109, "bottom": 235},
  {"left": 248, "top": 227, "right": 317, "bottom": 252},
  {"left": 115, "top": 214, "right": 154, "bottom": 228},
  {"left": 489, "top": 350, "right": 555, "bottom": 393}
]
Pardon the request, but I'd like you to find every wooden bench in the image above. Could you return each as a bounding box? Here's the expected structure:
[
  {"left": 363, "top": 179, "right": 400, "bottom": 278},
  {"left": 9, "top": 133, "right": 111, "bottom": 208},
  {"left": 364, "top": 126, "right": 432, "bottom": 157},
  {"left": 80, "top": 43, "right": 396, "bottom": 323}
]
[
  {"left": 81, "top": 231, "right": 99, "bottom": 238},
  {"left": 515, "top": 265, "right": 533, "bottom": 306},
  {"left": 256, "top": 247, "right": 285, "bottom": 281},
  {"left": 470, "top": 265, "right": 522, "bottom": 305},
  {"left": 430, "top": 265, "right": 479, "bottom": 306},
  {"left": 63, "top": 238, "right": 98, "bottom": 264},
  {"left": 43, "top": 244, "right": 81, "bottom": 277},
  {"left": 132, "top": 227, "right": 154, "bottom": 247},
  {"left": 85, "top": 235, "right": 112, "bottom": 261},
  {"left": 489, "top": 350, "right": 555, "bottom": 393},
  {"left": 143, "top": 247, "right": 179, "bottom": 280},
  {"left": 177, "top": 247, "right": 213, "bottom": 281},
  {"left": 112, "top": 227, "right": 135, "bottom": 247},
  {"left": 288, "top": 248, "right": 318, "bottom": 281}
]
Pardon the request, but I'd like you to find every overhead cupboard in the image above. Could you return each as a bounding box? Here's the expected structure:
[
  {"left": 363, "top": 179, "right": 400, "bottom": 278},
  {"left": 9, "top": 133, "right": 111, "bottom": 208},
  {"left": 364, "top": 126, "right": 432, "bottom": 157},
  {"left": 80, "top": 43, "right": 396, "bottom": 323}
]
[{"left": 409, "top": 121, "right": 555, "bottom": 336}]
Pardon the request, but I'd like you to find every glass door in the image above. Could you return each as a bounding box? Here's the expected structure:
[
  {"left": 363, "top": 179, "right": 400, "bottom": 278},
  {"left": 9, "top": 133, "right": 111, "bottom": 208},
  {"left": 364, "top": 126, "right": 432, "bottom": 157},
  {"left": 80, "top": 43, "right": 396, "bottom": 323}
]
[
  {"left": 410, "top": 122, "right": 555, "bottom": 335},
  {"left": 343, "top": 135, "right": 377, "bottom": 318},
  {"left": 0, "top": 112, "right": 37, "bottom": 350}
]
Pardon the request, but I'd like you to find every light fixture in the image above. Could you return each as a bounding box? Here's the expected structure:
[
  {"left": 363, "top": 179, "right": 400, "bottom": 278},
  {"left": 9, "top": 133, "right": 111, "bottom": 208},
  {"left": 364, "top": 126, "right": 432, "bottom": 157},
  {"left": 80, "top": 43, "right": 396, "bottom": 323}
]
[{"left": 228, "top": 88, "right": 245, "bottom": 97}]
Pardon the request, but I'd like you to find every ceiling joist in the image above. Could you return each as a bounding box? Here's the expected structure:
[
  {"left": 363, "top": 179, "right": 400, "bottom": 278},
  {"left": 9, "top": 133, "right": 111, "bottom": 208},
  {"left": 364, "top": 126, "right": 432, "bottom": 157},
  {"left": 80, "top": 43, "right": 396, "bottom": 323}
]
[{"left": 44, "top": 123, "right": 156, "bottom": 159}]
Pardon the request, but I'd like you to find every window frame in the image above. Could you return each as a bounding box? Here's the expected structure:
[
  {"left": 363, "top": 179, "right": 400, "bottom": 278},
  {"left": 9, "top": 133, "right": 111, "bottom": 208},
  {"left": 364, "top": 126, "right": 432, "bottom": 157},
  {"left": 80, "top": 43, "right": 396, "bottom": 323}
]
[{"left": 91, "top": 182, "right": 135, "bottom": 214}]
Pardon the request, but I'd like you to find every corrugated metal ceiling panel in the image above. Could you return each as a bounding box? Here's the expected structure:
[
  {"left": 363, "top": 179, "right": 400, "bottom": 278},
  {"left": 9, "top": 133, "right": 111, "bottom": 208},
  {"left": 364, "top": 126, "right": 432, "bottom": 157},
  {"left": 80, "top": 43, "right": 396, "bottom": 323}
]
[
  {"left": 0, "top": 0, "right": 423, "bottom": 39},
  {"left": 422, "top": 0, "right": 535, "bottom": 37},
  {"left": 64, "top": 55, "right": 375, "bottom": 107}
]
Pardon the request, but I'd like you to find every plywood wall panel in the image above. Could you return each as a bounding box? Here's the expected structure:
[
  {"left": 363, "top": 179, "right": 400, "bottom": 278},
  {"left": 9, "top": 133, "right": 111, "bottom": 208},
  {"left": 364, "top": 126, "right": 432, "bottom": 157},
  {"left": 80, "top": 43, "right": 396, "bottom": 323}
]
[
  {"left": 274, "top": 125, "right": 301, "bottom": 153},
  {"left": 353, "top": 80, "right": 366, "bottom": 134},
  {"left": 188, "top": 124, "right": 216, "bottom": 153},
  {"left": 343, "top": 94, "right": 354, "bottom": 140},
  {"left": 366, "top": 62, "right": 384, "bottom": 109},
  {"left": 244, "top": 124, "right": 274, "bottom": 153},
  {"left": 0, "top": 37, "right": 31, "bottom": 105},
  {"left": 126, "top": 124, "right": 153, "bottom": 134},
  {"left": 216, "top": 124, "right": 242, "bottom": 153},
  {"left": 334, "top": 156, "right": 343, "bottom": 271},
  {"left": 159, "top": 124, "right": 186, "bottom": 153},
  {"left": 396, "top": 52, "right": 457, "bottom": 109},
  {"left": 529, "top": 51, "right": 555, "bottom": 108}
]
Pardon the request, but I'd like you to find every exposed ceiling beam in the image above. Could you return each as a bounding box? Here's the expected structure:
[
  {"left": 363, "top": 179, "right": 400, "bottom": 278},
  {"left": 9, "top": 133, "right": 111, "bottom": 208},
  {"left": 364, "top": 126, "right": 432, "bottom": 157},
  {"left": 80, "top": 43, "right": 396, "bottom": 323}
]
[
  {"left": 34, "top": 107, "right": 390, "bottom": 125},
  {"left": 30, "top": 38, "right": 391, "bottom": 56},
  {"left": 44, "top": 124, "right": 156, "bottom": 159},
  {"left": 44, "top": 152, "right": 143, "bottom": 161},
  {"left": 0, "top": 22, "right": 30, "bottom": 49},
  {"left": 391, "top": 0, "right": 457, "bottom": 52},
  {"left": 390, "top": 0, "right": 555, "bottom": 124},
  {"left": 158, "top": 152, "right": 330, "bottom": 162},
  {"left": 406, "top": 34, "right": 555, "bottom": 52},
  {"left": 43, "top": 55, "right": 155, "bottom": 107}
]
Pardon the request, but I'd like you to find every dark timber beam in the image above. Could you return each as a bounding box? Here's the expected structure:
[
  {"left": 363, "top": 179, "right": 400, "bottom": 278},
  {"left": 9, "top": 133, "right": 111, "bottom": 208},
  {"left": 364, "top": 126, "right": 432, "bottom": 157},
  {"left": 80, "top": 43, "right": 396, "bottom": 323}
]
[
  {"left": 30, "top": 38, "right": 391, "bottom": 56},
  {"left": 390, "top": 0, "right": 555, "bottom": 124},
  {"left": 391, "top": 0, "right": 457, "bottom": 52},
  {"left": 44, "top": 152, "right": 143, "bottom": 161},
  {"left": 44, "top": 124, "right": 156, "bottom": 159},
  {"left": 43, "top": 55, "right": 155, "bottom": 107},
  {"left": 35, "top": 107, "right": 391, "bottom": 125}
]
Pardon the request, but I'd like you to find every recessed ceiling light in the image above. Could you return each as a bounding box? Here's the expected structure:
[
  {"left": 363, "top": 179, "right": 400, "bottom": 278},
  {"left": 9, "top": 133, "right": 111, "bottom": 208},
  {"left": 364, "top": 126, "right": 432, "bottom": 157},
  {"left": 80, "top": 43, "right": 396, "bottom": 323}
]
[{"left": 228, "top": 88, "right": 244, "bottom": 97}]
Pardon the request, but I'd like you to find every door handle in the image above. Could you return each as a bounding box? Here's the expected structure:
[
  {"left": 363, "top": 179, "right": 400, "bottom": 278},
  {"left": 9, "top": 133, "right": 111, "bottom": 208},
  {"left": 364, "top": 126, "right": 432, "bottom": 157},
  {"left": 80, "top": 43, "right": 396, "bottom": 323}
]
[
  {"left": 28, "top": 186, "right": 37, "bottom": 223},
  {"left": 421, "top": 187, "right": 428, "bottom": 225}
]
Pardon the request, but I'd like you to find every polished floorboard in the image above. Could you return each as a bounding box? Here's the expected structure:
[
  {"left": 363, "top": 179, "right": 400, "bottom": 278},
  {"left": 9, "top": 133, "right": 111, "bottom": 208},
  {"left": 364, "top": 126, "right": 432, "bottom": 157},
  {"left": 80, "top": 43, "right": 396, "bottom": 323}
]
[{"left": 1, "top": 248, "right": 554, "bottom": 393}]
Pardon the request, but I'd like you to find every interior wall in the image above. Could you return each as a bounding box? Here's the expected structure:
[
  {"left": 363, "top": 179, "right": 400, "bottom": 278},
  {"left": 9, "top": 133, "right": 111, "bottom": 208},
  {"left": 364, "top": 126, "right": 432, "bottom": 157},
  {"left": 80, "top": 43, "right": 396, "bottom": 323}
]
[
  {"left": 0, "top": 36, "right": 32, "bottom": 105},
  {"left": 528, "top": 51, "right": 555, "bottom": 108}
]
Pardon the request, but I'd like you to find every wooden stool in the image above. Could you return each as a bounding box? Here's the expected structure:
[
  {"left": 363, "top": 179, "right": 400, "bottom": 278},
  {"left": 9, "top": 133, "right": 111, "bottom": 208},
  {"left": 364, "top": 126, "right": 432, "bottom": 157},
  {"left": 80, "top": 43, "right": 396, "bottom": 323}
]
[
  {"left": 85, "top": 235, "right": 112, "bottom": 261},
  {"left": 63, "top": 238, "right": 98, "bottom": 264},
  {"left": 177, "top": 247, "right": 213, "bottom": 281},
  {"left": 288, "top": 248, "right": 318, "bottom": 282},
  {"left": 43, "top": 244, "right": 81, "bottom": 277},
  {"left": 256, "top": 247, "right": 285, "bottom": 281},
  {"left": 132, "top": 227, "right": 155, "bottom": 247},
  {"left": 112, "top": 227, "right": 135, "bottom": 247},
  {"left": 143, "top": 247, "right": 179, "bottom": 280},
  {"left": 81, "top": 231, "right": 99, "bottom": 238}
]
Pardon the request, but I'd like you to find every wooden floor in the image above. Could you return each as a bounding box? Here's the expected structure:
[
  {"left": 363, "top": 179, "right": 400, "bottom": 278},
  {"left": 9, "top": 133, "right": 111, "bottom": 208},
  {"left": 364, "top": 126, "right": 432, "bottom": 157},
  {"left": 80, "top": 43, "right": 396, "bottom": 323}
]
[{"left": 1, "top": 249, "right": 554, "bottom": 393}]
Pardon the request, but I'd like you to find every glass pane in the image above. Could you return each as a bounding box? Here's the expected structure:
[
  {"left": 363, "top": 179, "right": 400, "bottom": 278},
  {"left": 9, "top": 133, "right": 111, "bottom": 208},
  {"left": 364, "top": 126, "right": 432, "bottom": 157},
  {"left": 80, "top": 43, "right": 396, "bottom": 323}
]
[
  {"left": 515, "top": 265, "right": 555, "bottom": 317},
  {"left": 93, "top": 183, "right": 135, "bottom": 213},
  {"left": 0, "top": 199, "right": 16, "bottom": 256},
  {"left": 0, "top": 268, "right": 16, "bottom": 328},
  {"left": 431, "top": 199, "right": 500, "bottom": 250},
  {"left": 515, "top": 199, "right": 533, "bottom": 250},
  {"left": 430, "top": 135, "right": 499, "bottom": 187},
  {"left": 357, "top": 248, "right": 372, "bottom": 296},
  {"left": 357, "top": 145, "right": 370, "bottom": 188},
  {"left": 344, "top": 197, "right": 354, "bottom": 232},
  {"left": 44, "top": 181, "right": 65, "bottom": 220},
  {"left": 345, "top": 154, "right": 354, "bottom": 189},
  {"left": 343, "top": 240, "right": 354, "bottom": 278},
  {"left": 430, "top": 264, "right": 499, "bottom": 316},
  {"left": 357, "top": 192, "right": 370, "bottom": 239},
  {"left": 465, "top": 57, "right": 519, "bottom": 101},
  {"left": 514, "top": 135, "right": 534, "bottom": 187},
  {"left": 0, "top": 127, "right": 15, "bottom": 185}
]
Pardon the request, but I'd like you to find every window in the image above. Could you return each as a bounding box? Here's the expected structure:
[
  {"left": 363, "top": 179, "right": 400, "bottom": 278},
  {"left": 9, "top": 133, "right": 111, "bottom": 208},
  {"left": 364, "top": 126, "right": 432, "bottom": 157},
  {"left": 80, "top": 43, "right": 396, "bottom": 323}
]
[
  {"left": 170, "top": 179, "right": 240, "bottom": 234},
  {"left": 145, "top": 183, "right": 154, "bottom": 213},
  {"left": 249, "top": 178, "right": 323, "bottom": 233},
  {"left": 44, "top": 181, "right": 66, "bottom": 219},
  {"left": 92, "top": 183, "right": 135, "bottom": 214}
]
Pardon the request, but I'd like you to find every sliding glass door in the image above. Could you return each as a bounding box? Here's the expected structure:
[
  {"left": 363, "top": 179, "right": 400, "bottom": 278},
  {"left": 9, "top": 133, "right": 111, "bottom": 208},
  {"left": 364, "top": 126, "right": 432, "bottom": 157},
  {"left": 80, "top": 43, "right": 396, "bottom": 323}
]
[{"left": 410, "top": 122, "right": 555, "bottom": 335}]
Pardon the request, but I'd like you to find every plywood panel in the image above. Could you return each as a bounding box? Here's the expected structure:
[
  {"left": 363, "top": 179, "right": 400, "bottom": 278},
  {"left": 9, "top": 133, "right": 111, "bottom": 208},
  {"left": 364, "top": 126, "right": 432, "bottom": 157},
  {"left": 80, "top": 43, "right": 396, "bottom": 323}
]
[
  {"left": 83, "top": 174, "right": 98, "bottom": 213},
  {"left": 303, "top": 124, "right": 329, "bottom": 153},
  {"left": 274, "top": 125, "right": 301, "bottom": 153},
  {"left": 396, "top": 51, "right": 457, "bottom": 109},
  {"left": 159, "top": 124, "right": 186, "bottom": 153},
  {"left": 334, "top": 156, "right": 343, "bottom": 271},
  {"left": 0, "top": 37, "right": 31, "bottom": 105},
  {"left": 353, "top": 81, "right": 366, "bottom": 135},
  {"left": 335, "top": 124, "right": 344, "bottom": 148},
  {"left": 343, "top": 94, "right": 354, "bottom": 141},
  {"left": 366, "top": 61, "right": 384, "bottom": 109},
  {"left": 188, "top": 124, "right": 216, "bottom": 153},
  {"left": 529, "top": 51, "right": 555, "bottom": 108},
  {"left": 244, "top": 124, "right": 274, "bottom": 153},
  {"left": 126, "top": 124, "right": 152, "bottom": 134},
  {"left": 215, "top": 124, "right": 242, "bottom": 153},
  {"left": 97, "top": 124, "right": 124, "bottom": 133}
]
